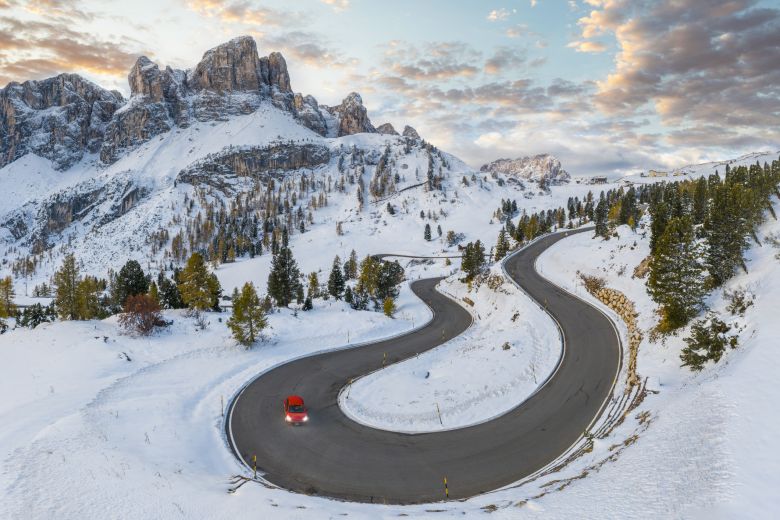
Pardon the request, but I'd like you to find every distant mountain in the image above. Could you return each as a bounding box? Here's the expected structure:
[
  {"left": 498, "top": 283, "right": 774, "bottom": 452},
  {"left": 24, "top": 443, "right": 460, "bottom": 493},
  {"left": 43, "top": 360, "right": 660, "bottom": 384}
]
[
  {"left": 0, "top": 36, "right": 389, "bottom": 170},
  {"left": 480, "top": 154, "right": 570, "bottom": 185},
  {"left": 0, "top": 36, "right": 485, "bottom": 284}
]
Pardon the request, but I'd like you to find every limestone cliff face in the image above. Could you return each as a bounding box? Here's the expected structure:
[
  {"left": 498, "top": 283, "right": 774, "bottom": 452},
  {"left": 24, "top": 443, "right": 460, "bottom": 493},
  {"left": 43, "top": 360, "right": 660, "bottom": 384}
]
[
  {"left": 100, "top": 57, "right": 190, "bottom": 163},
  {"left": 178, "top": 144, "right": 331, "bottom": 192},
  {"left": 0, "top": 74, "right": 121, "bottom": 169},
  {"left": 327, "top": 92, "right": 376, "bottom": 137},
  {"left": 480, "top": 154, "right": 571, "bottom": 184}
]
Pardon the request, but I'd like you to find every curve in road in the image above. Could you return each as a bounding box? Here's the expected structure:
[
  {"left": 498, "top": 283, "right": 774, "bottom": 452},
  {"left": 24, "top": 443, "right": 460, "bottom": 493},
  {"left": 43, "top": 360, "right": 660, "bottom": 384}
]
[{"left": 226, "top": 228, "right": 622, "bottom": 504}]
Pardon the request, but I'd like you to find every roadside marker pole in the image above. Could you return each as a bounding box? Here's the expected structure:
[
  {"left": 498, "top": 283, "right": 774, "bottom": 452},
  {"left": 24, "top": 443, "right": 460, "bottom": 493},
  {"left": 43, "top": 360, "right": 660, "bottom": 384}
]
[
  {"left": 252, "top": 455, "right": 257, "bottom": 480},
  {"left": 436, "top": 402, "right": 443, "bottom": 426},
  {"left": 221, "top": 395, "right": 224, "bottom": 418},
  {"left": 444, "top": 477, "right": 449, "bottom": 498}
]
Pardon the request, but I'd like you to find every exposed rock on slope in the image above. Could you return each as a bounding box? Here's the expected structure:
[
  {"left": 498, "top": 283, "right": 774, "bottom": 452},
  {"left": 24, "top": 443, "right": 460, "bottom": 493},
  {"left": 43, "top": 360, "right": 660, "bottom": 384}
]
[
  {"left": 402, "top": 125, "right": 420, "bottom": 139},
  {"left": 178, "top": 144, "right": 330, "bottom": 192},
  {"left": 480, "top": 154, "right": 570, "bottom": 184},
  {"left": 376, "top": 123, "right": 399, "bottom": 136},
  {"left": 328, "top": 92, "right": 376, "bottom": 137},
  {"left": 0, "top": 74, "right": 122, "bottom": 169}
]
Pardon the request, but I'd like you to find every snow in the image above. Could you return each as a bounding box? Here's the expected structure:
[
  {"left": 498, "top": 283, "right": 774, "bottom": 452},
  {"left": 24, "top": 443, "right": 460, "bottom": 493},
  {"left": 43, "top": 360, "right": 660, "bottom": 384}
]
[
  {"left": 0, "top": 284, "right": 430, "bottom": 519},
  {"left": 2, "top": 91, "right": 780, "bottom": 517},
  {"left": 339, "top": 263, "right": 560, "bottom": 433}
]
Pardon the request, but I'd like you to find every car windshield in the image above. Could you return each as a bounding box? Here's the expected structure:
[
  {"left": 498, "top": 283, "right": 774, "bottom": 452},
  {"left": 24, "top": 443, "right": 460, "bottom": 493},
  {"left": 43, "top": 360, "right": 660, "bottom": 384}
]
[{"left": 289, "top": 404, "right": 305, "bottom": 413}]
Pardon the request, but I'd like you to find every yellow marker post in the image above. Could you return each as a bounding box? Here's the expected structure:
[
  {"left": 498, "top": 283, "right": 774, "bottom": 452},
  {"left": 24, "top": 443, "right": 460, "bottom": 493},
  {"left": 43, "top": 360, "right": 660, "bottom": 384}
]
[
  {"left": 444, "top": 477, "right": 449, "bottom": 498},
  {"left": 252, "top": 454, "right": 257, "bottom": 480}
]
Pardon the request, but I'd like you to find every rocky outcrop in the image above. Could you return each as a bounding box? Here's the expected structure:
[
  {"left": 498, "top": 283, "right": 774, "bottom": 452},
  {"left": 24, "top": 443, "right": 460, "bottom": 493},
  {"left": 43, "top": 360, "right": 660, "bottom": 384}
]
[
  {"left": 480, "top": 154, "right": 570, "bottom": 184},
  {"left": 0, "top": 74, "right": 122, "bottom": 169},
  {"left": 178, "top": 144, "right": 330, "bottom": 191},
  {"left": 376, "top": 123, "right": 399, "bottom": 136},
  {"left": 100, "top": 57, "right": 190, "bottom": 163},
  {"left": 292, "top": 93, "right": 328, "bottom": 136},
  {"left": 99, "top": 37, "right": 329, "bottom": 163},
  {"left": 402, "top": 125, "right": 420, "bottom": 139},
  {"left": 327, "top": 92, "right": 376, "bottom": 137}
]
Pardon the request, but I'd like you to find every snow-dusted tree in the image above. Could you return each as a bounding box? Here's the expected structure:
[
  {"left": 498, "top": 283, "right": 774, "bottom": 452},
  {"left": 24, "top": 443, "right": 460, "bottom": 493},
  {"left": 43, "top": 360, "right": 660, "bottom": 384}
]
[
  {"left": 54, "top": 253, "right": 80, "bottom": 320},
  {"left": 328, "top": 255, "right": 345, "bottom": 299},
  {"left": 424, "top": 223, "right": 432, "bottom": 241},
  {"left": 267, "top": 245, "right": 302, "bottom": 307},
  {"left": 594, "top": 196, "right": 609, "bottom": 238},
  {"left": 648, "top": 216, "right": 706, "bottom": 331},
  {"left": 179, "top": 253, "right": 219, "bottom": 311},
  {"left": 383, "top": 296, "right": 396, "bottom": 317},
  {"left": 0, "top": 276, "right": 15, "bottom": 319},
  {"left": 113, "top": 260, "right": 149, "bottom": 308},
  {"left": 494, "top": 228, "right": 511, "bottom": 261},
  {"left": 343, "top": 250, "right": 359, "bottom": 280},
  {"left": 228, "top": 282, "right": 267, "bottom": 347}
]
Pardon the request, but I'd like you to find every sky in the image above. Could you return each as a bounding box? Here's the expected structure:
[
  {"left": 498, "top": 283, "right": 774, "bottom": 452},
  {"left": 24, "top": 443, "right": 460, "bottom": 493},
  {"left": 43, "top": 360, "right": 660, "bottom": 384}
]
[{"left": 1, "top": 0, "right": 779, "bottom": 175}]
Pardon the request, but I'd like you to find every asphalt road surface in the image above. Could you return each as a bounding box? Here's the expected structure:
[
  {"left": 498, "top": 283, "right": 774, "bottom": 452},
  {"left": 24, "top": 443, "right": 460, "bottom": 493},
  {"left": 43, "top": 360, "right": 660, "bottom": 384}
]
[{"left": 227, "top": 228, "right": 621, "bottom": 504}]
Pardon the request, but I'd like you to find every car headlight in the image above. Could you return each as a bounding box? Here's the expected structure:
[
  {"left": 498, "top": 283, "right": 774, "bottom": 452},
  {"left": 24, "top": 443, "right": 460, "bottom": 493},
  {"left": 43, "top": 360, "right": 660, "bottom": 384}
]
[
  {"left": 303, "top": 416, "right": 309, "bottom": 422},
  {"left": 285, "top": 415, "right": 292, "bottom": 422}
]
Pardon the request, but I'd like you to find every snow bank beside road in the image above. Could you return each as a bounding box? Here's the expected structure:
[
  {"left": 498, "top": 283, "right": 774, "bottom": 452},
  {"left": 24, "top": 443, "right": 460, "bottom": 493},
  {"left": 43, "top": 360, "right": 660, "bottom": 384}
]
[
  {"left": 0, "top": 283, "right": 429, "bottom": 520},
  {"left": 339, "top": 265, "right": 560, "bottom": 433}
]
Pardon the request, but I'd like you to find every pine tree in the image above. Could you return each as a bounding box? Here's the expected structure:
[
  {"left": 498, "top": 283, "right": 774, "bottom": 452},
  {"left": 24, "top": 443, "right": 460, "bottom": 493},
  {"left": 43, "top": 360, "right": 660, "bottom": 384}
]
[
  {"left": 178, "top": 253, "right": 214, "bottom": 311},
  {"left": 113, "top": 260, "right": 149, "bottom": 307},
  {"left": 54, "top": 253, "right": 80, "bottom": 320},
  {"left": 594, "top": 196, "right": 609, "bottom": 238},
  {"left": 158, "top": 273, "right": 185, "bottom": 309},
  {"left": 648, "top": 216, "right": 706, "bottom": 331},
  {"left": 705, "top": 182, "right": 751, "bottom": 287},
  {"left": 692, "top": 176, "right": 708, "bottom": 224},
  {"left": 424, "top": 223, "right": 432, "bottom": 241},
  {"left": 228, "top": 282, "right": 267, "bottom": 347},
  {"left": 0, "top": 276, "right": 15, "bottom": 319},
  {"left": 344, "top": 285, "right": 354, "bottom": 304},
  {"left": 327, "top": 255, "right": 345, "bottom": 299},
  {"left": 461, "top": 240, "right": 486, "bottom": 281},
  {"left": 267, "top": 245, "right": 302, "bottom": 307},
  {"left": 149, "top": 281, "right": 160, "bottom": 303},
  {"left": 357, "top": 255, "right": 380, "bottom": 296},
  {"left": 494, "top": 228, "right": 510, "bottom": 261},
  {"left": 343, "top": 249, "right": 359, "bottom": 280},
  {"left": 307, "top": 272, "right": 320, "bottom": 299},
  {"left": 383, "top": 296, "right": 396, "bottom": 317},
  {"left": 76, "top": 276, "right": 105, "bottom": 320}
]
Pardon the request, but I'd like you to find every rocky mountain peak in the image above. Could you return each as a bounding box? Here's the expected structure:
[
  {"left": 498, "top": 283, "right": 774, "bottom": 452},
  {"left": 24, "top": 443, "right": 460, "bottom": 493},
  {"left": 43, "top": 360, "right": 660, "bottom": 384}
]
[
  {"left": 402, "top": 125, "right": 420, "bottom": 139},
  {"left": 0, "top": 73, "right": 122, "bottom": 169},
  {"left": 189, "top": 36, "right": 291, "bottom": 94},
  {"left": 328, "top": 92, "right": 376, "bottom": 137},
  {"left": 480, "top": 154, "right": 571, "bottom": 185},
  {"left": 376, "top": 123, "right": 399, "bottom": 136}
]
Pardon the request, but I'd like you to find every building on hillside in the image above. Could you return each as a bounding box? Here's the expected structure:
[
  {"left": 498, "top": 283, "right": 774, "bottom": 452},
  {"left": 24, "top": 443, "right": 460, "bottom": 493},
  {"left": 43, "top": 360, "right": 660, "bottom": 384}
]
[{"left": 590, "top": 176, "right": 608, "bottom": 184}]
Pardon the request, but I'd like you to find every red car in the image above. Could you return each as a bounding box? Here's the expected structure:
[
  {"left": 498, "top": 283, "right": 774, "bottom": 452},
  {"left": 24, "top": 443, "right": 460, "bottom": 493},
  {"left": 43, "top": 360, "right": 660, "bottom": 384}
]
[{"left": 283, "top": 395, "right": 308, "bottom": 425}]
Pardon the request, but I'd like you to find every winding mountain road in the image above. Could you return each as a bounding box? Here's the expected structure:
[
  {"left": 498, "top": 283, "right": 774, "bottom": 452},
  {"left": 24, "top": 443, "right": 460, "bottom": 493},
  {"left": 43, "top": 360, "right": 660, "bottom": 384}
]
[{"left": 226, "top": 228, "right": 622, "bottom": 504}]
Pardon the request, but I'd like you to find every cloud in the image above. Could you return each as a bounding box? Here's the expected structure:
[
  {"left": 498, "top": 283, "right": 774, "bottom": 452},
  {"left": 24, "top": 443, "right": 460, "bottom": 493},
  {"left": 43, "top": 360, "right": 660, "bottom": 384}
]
[
  {"left": 260, "top": 30, "right": 355, "bottom": 69},
  {"left": 567, "top": 40, "right": 607, "bottom": 53},
  {"left": 185, "top": 0, "right": 293, "bottom": 26},
  {"left": 574, "top": 0, "right": 780, "bottom": 143},
  {"left": 484, "top": 47, "right": 526, "bottom": 74},
  {"left": 0, "top": 15, "right": 145, "bottom": 88},
  {"left": 320, "top": 0, "right": 349, "bottom": 12},
  {"left": 381, "top": 41, "right": 482, "bottom": 81},
  {"left": 487, "top": 8, "right": 511, "bottom": 22}
]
